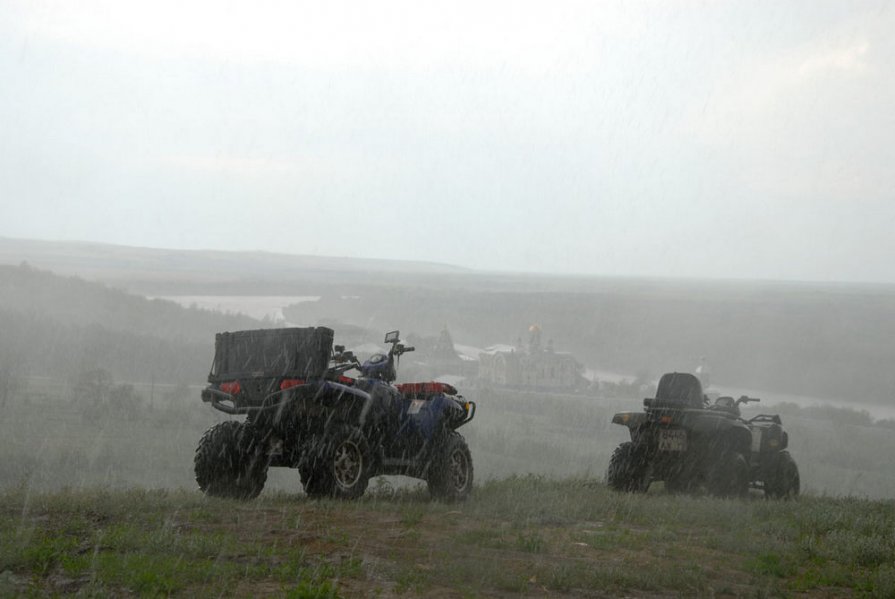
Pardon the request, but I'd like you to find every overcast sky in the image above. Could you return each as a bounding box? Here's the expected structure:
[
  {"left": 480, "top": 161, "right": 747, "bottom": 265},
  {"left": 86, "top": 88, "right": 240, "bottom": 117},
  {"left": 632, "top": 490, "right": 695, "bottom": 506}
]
[{"left": 1, "top": 1, "right": 893, "bottom": 282}]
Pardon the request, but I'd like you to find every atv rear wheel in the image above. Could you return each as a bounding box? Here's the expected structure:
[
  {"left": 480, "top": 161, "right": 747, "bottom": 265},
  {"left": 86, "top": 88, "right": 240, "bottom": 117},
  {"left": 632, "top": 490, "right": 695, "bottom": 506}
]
[
  {"left": 300, "top": 465, "right": 335, "bottom": 499},
  {"left": 606, "top": 442, "right": 650, "bottom": 492},
  {"left": 427, "top": 433, "right": 474, "bottom": 502},
  {"left": 194, "top": 421, "right": 268, "bottom": 500},
  {"left": 765, "top": 450, "right": 800, "bottom": 499},
  {"left": 302, "top": 426, "right": 371, "bottom": 500},
  {"left": 664, "top": 465, "right": 701, "bottom": 494},
  {"left": 707, "top": 450, "right": 749, "bottom": 498}
]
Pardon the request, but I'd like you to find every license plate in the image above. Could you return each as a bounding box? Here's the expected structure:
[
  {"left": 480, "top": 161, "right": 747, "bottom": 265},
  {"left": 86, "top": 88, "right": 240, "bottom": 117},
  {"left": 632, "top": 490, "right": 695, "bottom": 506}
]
[{"left": 658, "top": 429, "right": 687, "bottom": 452}]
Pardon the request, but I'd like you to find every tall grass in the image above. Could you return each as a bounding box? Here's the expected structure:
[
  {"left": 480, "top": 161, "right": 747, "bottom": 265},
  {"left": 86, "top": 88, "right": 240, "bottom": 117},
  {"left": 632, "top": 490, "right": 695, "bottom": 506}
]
[{"left": 3, "top": 480, "right": 893, "bottom": 596}]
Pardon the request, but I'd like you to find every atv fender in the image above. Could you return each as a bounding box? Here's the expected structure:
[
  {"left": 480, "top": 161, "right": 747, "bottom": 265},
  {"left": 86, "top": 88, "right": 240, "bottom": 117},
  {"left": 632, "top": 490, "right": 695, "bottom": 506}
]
[
  {"left": 203, "top": 387, "right": 243, "bottom": 415},
  {"left": 256, "top": 381, "right": 373, "bottom": 428},
  {"left": 612, "top": 412, "right": 647, "bottom": 431},
  {"left": 319, "top": 381, "right": 374, "bottom": 425},
  {"left": 686, "top": 412, "right": 753, "bottom": 454},
  {"left": 749, "top": 422, "right": 789, "bottom": 454},
  {"left": 407, "top": 394, "right": 470, "bottom": 439}
]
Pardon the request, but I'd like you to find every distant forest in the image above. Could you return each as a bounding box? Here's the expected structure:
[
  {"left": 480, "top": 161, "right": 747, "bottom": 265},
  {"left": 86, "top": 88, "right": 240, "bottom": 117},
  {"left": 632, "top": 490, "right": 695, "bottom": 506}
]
[
  {"left": 0, "top": 264, "right": 260, "bottom": 387},
  {"left": 3, "top": 257, "right": 895, "bottom": 407}
]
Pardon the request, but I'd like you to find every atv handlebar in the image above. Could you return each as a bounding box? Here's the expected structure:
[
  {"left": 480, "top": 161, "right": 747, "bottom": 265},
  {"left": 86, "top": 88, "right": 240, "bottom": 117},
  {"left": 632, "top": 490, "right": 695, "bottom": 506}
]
[
  {"left": 735, "top": 395, "right": 760, "bottom": 406},
  {"left": 390, "top": 342, "right": 414, "bottom": 357},
  {"left": 328, "top": 360, "right": 360, "bottom": 377}
]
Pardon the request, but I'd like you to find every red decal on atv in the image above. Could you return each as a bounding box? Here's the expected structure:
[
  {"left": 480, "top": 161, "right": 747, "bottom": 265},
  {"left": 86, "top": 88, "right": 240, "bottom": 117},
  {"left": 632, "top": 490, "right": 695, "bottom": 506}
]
[
  {"left": 280, "top": 378, "right": 306, "bottom": 390},
  {"left": 395, "top": 382, "right": 458, "bottom": 396}
]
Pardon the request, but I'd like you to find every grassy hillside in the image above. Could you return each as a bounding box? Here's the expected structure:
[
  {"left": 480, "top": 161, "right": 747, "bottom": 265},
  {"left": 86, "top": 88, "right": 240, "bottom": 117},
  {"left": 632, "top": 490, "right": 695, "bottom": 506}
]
[
  {"left": 0, "top": 263, "right": 264, "bottom": 386},
  {"left": 0, "top": 237, "right": 467, "bottom": 289},
  {"left": 2, "top": 479, "right": 894, "bottom": 597},
  {"left": 0, "top": 263, "right": 259, "bottom": 343}
]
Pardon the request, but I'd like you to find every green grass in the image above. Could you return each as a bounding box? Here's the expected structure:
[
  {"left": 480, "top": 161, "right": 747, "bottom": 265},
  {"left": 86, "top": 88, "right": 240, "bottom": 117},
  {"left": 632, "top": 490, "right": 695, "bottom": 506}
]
[{"left": 1, "top": 480, "right": 894, "bottom": 596}]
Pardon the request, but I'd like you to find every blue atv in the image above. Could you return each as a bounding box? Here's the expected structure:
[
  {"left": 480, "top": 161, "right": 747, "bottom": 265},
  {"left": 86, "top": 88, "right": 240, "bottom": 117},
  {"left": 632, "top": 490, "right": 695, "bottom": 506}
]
[{"left": 194, "top": 327, "right": 476, "bottom": 501}]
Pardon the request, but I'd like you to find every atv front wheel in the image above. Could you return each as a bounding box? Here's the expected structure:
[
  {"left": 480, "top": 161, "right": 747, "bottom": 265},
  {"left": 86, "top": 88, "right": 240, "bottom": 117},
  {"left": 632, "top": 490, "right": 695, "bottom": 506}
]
[
  {"left": 707, "top": 450, "right": 749, "bottom": 498},
  {"left": 606, "top": 442, "right": 650, "bottom": 492},
  {"left": 427, "top": 433, "right": 474, "bottom": 502},
  {"left": 765, "top": 450, "right": 800, "bottom": 499},
  {"left": 194, "top": 421, "right": 268, "bottom": 500},
  {"left": 302, "top": 426, "right": 371, "bottom": 500}
]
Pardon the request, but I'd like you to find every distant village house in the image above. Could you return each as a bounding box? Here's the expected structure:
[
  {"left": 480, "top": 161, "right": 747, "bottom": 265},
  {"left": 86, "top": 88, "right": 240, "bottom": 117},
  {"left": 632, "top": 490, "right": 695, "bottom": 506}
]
[{"left": 478, "top": 325, "right": 583, "bottom": 390}]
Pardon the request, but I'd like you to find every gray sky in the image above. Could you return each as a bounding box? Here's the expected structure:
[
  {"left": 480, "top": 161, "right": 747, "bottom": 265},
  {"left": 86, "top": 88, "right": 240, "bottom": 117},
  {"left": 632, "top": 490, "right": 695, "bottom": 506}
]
[{"left": 1, "top": 0, "right": 893, "bottom": 282}]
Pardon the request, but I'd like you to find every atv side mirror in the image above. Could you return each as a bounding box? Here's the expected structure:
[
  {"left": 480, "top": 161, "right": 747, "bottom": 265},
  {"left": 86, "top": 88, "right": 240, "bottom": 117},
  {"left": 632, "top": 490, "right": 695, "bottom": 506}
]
[{"left": 384, "top": 330, "right": 400, "bottom": 343}]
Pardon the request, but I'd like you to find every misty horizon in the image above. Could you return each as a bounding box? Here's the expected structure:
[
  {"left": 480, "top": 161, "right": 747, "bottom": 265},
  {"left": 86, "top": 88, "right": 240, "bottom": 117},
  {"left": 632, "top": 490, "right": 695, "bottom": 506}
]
[
  {"left": 5, "top": 234, "right": 895, "bottom": 288},
  {"left": 2, "top": 1, "right": 894, "bottom": 283}
]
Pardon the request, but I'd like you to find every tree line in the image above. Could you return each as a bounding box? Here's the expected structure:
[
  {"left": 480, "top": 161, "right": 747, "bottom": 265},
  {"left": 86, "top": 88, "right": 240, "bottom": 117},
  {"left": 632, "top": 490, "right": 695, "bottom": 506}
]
[{"left": 283, "top": 281, "right": 895, "bottom": 404}]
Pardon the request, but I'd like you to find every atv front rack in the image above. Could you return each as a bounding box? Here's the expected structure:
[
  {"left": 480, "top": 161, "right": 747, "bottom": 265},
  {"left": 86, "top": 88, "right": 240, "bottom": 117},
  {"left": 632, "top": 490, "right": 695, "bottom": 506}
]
[{"left": 748, "top": 414, "right": 782, "bottom": 425}]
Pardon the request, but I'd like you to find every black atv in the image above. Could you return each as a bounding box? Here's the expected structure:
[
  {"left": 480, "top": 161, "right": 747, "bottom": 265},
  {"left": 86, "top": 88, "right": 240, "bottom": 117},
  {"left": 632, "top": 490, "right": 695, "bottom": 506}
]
[
  {"left": 607, "top": 372, "right": 799, "bottom": 498},
  {"left": 194, "top": 327, "right": 476, "bottom": 501}
]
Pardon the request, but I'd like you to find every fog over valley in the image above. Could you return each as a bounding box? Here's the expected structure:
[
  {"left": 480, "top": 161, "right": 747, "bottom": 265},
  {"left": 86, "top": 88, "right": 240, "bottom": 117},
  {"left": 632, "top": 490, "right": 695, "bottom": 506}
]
[{"left": 1, "top": 243, "right": 894, "bottom": 502}]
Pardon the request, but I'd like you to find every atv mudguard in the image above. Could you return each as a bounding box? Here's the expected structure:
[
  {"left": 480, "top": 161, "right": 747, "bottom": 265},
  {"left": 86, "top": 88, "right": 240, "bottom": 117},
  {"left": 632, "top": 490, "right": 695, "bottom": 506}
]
[
  {"left": 395, "top": 381, "right": 459, "bottom": 397},
  {"left": 613, "top": 409, "right": 752, "bottom": 454},
  {"left": 396, "top": 382, "right": 475, "bottom": 431},
  {"left": 242, "top": 381, "right": 373, "bottom": 430},
  {"left": 400, "top": 393, "right": 470, "bottom": 440},
  {"left": 747, "top": 420, "right": 789, "bottom": 454},
  {"left": 612, "top": 411, "right": 647, "bottom": 430},
  {"left": 683, "top": 411, "right": 753, "bottom": 454}
]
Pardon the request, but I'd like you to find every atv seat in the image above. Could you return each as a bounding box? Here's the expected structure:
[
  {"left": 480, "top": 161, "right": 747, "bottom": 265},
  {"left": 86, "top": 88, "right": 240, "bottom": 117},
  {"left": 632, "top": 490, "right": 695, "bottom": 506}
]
[
  {"left": 648, "top": 372, "right": 706, "bottom": 408},
  {"left": 709, "top": 396, "right": 740, "bottom": 416}
]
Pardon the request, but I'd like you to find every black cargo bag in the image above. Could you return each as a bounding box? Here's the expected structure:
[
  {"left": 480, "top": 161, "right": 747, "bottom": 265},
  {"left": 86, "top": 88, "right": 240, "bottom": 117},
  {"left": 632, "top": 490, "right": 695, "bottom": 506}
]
[{"left": 208, "top": 327, "right": 334, "bottom": 382}]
